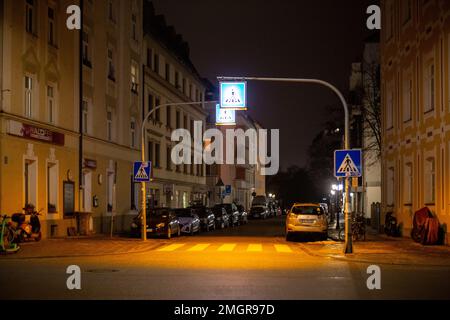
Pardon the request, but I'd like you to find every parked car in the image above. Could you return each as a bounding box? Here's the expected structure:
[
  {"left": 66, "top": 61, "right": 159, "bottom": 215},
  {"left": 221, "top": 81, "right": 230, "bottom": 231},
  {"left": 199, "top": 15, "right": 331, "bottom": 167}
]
[
  {"left": 249, "top": 205, "right": 269, "bottom": 219},
  {"left": 285, "top": 203, "right": 328, "bottom": 241},
  {"left": 131, "top": 207, "right": 181, "bottom": 239},
  {"left": 211, "top": 206, "right": 230, "bottom": 229},
  {"left": 236, "top": 204, "right": 248, "bottom": 224},
  {"left": 214, "top": 203, "right": 240, "bottom": 226},
  {"left": 190, "top": 206, "right": 216, "bottom": 231},
  {"left": 251, "top": 195, "right": 267, "bottom": 207},
  {"left": 174, "top": 208, "right": 201, "bottom": 235}
]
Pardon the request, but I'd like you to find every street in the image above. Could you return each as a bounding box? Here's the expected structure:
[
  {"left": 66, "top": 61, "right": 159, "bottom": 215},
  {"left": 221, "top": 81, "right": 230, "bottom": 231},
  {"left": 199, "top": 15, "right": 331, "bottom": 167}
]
[{"left": 1, "top": 216, "right": 449, "bottom": 300}]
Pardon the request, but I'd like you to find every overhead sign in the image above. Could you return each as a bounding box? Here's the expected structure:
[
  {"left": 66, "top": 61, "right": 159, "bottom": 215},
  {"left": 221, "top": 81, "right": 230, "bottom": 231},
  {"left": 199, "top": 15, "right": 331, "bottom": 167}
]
[
  {"left": 133, "top": 161, "right": 151, "bottom": 182},
  {"left": 220, "top": 82, "right": 247, "bottom": 110},
  {"left": 8, "top": 120, "right": 65, "bottom": 146},
  {"left": 334, "top": 149, "right": 362, "bottom": 178},
  {"left": 215, "top": 104, "right": 236, "bottom": 126}
]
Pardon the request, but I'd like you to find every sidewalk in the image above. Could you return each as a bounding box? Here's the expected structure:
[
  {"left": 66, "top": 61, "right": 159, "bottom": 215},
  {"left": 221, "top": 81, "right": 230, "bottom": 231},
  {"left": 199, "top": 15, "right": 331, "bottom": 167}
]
[
  {"left": 0, "top": 235, "right": 167, "bottom": 260},
  {"left": 297, "top": 230, "right": 450, "bottom": 267}
]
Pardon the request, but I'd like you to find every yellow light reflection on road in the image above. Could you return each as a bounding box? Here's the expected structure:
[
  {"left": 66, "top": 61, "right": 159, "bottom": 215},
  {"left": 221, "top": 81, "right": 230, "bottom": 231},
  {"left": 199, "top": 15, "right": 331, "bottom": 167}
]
[
  {"left": 274, "top": 244, "right": 293, "bottom": 253},
  {"left": 218, "top": 243, "right": 237, "bottom": 252},
  {"left": 157, "top": 244, "right": 186, "bottom": 252},
  {"left": 247, "top": 244, "right": 262, "bottom": 252},
  {"left": 187, "top": 244, "right": 211, "bottom": 251}
]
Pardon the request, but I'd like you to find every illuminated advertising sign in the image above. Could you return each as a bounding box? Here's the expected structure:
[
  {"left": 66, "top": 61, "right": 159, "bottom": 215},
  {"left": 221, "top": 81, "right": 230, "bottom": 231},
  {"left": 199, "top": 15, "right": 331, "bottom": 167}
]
[
  {"left": 220, "top": 81, "right": 247, "bottom": 110},
  {"left": 215, "top": 104, "right": 236, "bottom": 126}
]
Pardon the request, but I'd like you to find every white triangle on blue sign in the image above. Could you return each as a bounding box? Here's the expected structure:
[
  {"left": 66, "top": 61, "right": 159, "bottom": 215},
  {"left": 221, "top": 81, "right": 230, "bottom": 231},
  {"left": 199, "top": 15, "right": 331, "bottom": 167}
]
[
  {"left": 337, "top": 153, "right": 359, "bottom": 176},
  {"left": 135, "top": 163, "right": 149, "bottom": 180}
]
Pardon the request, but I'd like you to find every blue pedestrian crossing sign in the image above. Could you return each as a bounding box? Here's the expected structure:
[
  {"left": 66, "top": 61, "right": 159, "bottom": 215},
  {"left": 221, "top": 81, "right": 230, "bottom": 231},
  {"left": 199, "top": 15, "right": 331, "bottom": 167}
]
[
  {"left": 133, "top": 161, "right": 151, "bottom": 182},
  {"left": 334, "top": 149, "right": 362, "bottom": 178}
]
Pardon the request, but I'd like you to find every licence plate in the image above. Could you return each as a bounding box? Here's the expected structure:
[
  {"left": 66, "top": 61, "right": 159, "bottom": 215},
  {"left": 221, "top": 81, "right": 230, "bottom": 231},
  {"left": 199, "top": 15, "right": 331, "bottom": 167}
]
[
  {"left": 147, "top": 228, "right": 153, "bottom": 232},
  {"left": 300, "top": 219, "right": 315, "bottom": 224}
]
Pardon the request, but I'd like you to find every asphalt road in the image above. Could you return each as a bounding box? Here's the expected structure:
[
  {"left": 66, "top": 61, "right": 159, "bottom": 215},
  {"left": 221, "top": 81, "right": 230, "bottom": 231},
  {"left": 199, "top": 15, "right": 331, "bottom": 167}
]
[{"left": 0, "top": 216, "right": 449, "bottom": 299}]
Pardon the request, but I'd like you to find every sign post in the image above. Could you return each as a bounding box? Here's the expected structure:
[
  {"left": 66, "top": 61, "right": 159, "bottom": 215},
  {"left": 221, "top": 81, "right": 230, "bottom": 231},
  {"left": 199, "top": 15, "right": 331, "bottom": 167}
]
[
  {"left": 134, "top": 161, "right": 151, "bottom": 241},
  {"left": 334, "top": 149, "right": 362, "bottom": 253}
]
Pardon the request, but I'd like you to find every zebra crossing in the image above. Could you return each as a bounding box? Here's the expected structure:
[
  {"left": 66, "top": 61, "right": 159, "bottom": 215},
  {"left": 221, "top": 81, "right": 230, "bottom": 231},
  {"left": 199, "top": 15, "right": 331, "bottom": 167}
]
[{"left": 154, "top": 243, "right": 295, "bottom": 253}]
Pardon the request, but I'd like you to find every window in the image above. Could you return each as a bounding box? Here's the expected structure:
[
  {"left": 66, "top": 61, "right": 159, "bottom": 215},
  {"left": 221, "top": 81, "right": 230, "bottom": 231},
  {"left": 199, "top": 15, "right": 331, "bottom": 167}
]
[
  {"left": 425, "top": 157, "right": 435, "bottom": 204},
  {"left": 107, "top": 48, "right": 115, "bottom": 81},
  {"left": 82, "top": 30, "right": 91, "bottom": 67},
  {"left": 386, "top": 90, "right": 394, "bottom": 129},
  {"left": 25, "top": 0, "right": 35, "bottom": 34},
  {"left": 182, "top": 78, "right": 186, "bottom": 94},
  {"left": 24, "top": 159, "right": 37, "bottom": 207},
  {"left": 153, "top": 54, "right": 159, "bottom": 73},
  {"left": 131, "top": 61, "right": 138, "bottom": 93},
  {"left": 166, "top": 147, "right": 172, "bottom": 170},
  {"left": 165, "top": 63, "right": 170, "bottom": 82},
  {"left": 82, "top": 100, "right": 88, "bottom": 134},
  {"left": 47, "top": 162, "right": 58, "bottom": 213},
  {"left": 176, "top": 110, "right": 180, "bottom": 128},
  {"left": 175, "top": 71, "right": 180, "bottom": 89},
  {"left": 148, "top": 141, "right": 153, "bottom": 164},
  {"left": 155, "top": 143, "right": 160, "bottom": 168},
  {"left": 155, "top": 97, "right": 160, "bottom": 122},
  {"left": 404, "top": 162, "right": 412, "bottom": 204},
  {"left": 403, "top": 75, "right": 412, "bottom": 122},
  {"left": 47, "top": 85, "right": 56, "bottom": 124},
  {"left": 48, "top": 7, "right": 56, "bottom": 46},
  {"left": 402, "top": 0, "right": 412, "bottom": 25},
  {"left": 107, "top": 111, "right": 113, "bottom": 141},
  {"left": 166, "top": 105, "right": 172, "bottom": 127},
  {"left": 148, "top": 93, "right": 154, "bottom": 114},
  {"left": 424, "top": 62, "right": 435, "bottom": 113},
  {"left": 130, "top": 119, "right": 136, "bottom": 148},
  {"left": 131, "top": 13, "right": 137, "bottom": 41},
  {"left": 108, "top": 1, "right": 115, "bottom": 23},
  {"left": 146, "top": 48, "right": 152, "bottom": 68},
  {"left": 24, "top": 76, "right": 33, "bottom": 118},
  {"left": 387, "top": 167, "right": 395, "bottom": 205}
]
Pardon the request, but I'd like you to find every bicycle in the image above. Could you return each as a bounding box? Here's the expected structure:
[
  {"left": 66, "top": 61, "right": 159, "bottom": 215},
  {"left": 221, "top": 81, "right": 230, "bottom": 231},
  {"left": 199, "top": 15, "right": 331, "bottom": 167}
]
[
  {"left": 338, "top": 213, "right": 366, "bottom": 241},
  {"left": 0, "top": 215, "right": 20, "bottom": 253}
]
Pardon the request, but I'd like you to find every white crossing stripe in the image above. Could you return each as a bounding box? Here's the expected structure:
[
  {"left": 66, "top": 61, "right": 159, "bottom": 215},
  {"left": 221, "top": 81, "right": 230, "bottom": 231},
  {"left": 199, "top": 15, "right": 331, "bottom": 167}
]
[
  {"left": 217, "top": 243, "right": 237, "bottom": 252},
  {"left": 274, "top": 244, "right": 293, "bottom": 253},
  {"left": 247, "top": 244, "right": 262, "bottom": 252},
  {"left": 187, "top": 244, "right": 211, "bottom": 251},
  {"left": 157, "top": 244, "right": 186, "bottom": 252}
]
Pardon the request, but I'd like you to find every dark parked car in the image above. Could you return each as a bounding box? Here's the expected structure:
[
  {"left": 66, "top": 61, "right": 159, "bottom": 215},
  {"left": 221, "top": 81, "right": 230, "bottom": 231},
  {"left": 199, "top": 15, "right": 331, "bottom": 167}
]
[
  {"left": 211, "top": 206, "right": 230, "bottom": 229},
  {"left": 236, "top": 205, "right": 248, "bottom": 224},
  {"left": 131, "top": 207, "right": 180, "bottom": 239},
  {"left": 174, "top": 208, "right": 201, "bottom": 235},
  {"left": 214, "top": 203, "right": 240, "bottom": 226},
  {"left": 249, "top": 205, "right": 269, "bottom": 219},
  {"left": 190, "top": 206, "right": 216, "bottom": 231}
]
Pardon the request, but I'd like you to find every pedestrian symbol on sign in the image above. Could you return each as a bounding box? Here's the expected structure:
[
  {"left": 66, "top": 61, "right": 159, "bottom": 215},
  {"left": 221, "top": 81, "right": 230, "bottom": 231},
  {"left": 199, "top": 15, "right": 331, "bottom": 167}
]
[
  {"left": 133, "top": 161, "right": 151, "bottom": 182},
  {"left": 337, "top": 153, "right": 359, "bottom": 176}
]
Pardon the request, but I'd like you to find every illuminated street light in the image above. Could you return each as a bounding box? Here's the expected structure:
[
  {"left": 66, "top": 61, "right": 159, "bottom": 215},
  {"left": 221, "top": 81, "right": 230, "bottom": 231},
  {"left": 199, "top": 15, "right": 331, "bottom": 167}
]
[{"left": 331, "top": 190, "right": 336, "bottom": 196}]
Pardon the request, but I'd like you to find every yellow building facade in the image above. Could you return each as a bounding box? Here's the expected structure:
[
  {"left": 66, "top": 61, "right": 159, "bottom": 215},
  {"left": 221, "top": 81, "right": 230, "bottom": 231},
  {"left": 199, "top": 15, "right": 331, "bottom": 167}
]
[{"left": 381, "top": 0, "right": 450, "bottom": 242}]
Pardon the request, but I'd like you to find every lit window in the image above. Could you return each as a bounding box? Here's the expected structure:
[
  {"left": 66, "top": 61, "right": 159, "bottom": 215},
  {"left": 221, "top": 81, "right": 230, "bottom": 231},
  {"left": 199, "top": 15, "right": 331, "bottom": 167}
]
[{"left": 131, "top": 61, "right": 138, "bottom": 93}]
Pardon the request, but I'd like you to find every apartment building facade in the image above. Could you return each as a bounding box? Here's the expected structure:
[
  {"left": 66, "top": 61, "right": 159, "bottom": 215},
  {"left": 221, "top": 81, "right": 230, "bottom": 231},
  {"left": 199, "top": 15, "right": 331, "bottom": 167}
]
[
  {"left": 142, "top": 1, "right": 208, "bottom": 210},
  {"left": 0, "top": 0, "right": 82, "bottom": 237},
  {"left": 381, "top": 0, "right": 450, "bottom": 241}
]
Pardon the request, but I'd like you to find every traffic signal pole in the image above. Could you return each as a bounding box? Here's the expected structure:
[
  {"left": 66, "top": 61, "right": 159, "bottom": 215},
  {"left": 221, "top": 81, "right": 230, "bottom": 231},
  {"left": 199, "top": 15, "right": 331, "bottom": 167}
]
[{"left": 217, "top": 76, "right": 353, "bottom": 253}]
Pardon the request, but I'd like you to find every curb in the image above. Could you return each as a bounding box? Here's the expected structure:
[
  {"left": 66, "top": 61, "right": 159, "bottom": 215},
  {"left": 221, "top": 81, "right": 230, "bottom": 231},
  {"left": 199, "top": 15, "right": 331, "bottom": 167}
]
[
  {"left": 294, "top": 243, "right": 450, "bottom": 268},
  {"left": 0, "top": 242, "right": 167, "bottom": 261}
]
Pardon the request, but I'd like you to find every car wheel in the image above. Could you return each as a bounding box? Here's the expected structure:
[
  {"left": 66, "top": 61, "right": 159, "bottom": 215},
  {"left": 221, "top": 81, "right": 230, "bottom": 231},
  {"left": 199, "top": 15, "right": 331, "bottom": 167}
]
[
  {"left": 167, "top": 227, "right": 172, "bottom": 239},
  {"left": 206, "top": 224, "right": 210, "bottom": 232},
  {"left": 177, "top": 226, "right": 181, "bottom": 237}
]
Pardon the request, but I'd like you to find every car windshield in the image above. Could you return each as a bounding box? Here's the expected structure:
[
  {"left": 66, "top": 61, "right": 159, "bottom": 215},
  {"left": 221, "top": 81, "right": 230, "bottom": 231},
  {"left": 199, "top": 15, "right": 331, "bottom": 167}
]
[
  {"left": 147, "top": 208, "right": 171, "bottom": 219},
  {"left": 212, "top": 207, "right": 223, "bottom": 215},
  {"left": 251, "top": 207, "right": 264, "bottom": 213},
  {"left": 174, "top": 209, "right": 192, "bottom": 217},
  {"left": 291, "top": 206, "right": 322, "bottom": 215}
]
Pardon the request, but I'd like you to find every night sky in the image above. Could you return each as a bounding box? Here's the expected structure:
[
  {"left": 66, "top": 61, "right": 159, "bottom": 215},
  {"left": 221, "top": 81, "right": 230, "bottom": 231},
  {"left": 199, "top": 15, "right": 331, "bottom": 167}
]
[{"left": 151, "top": 0, "right": 376, "bottom": 170}]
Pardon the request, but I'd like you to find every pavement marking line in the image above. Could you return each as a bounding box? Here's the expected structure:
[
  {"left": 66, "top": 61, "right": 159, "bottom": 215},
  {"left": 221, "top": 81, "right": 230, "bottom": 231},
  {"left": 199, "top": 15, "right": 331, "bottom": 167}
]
[
  {"left": 187, "top": 244, "right": 211, "bottom": 252},
  {"left": 274, "top": 244, "right": 293, "bottom": 253},
  {"left": 157, "top": 244, "right": 186, "bottom": 252},
  {"left": 217, "top": 243, "right": 237, "bottom": 252},
  {"left": 247, "top": 244, "right": 263, "bottom": 252}
]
